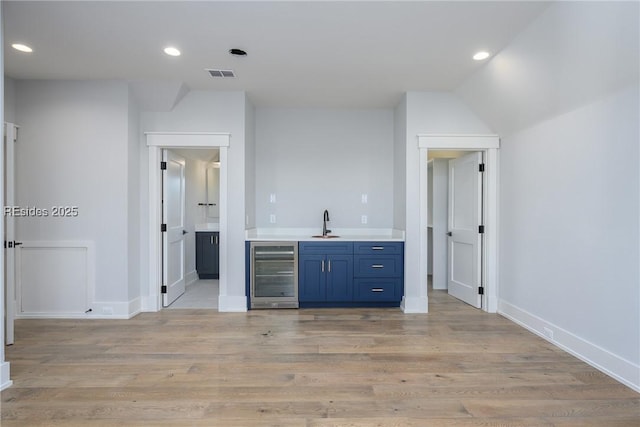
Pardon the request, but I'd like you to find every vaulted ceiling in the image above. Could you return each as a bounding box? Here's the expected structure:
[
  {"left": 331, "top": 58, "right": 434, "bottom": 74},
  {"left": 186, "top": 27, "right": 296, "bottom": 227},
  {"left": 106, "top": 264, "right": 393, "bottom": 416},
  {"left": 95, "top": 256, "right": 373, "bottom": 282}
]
[{"left": 4, "top": 1, "right": 551, "bottom": 108}]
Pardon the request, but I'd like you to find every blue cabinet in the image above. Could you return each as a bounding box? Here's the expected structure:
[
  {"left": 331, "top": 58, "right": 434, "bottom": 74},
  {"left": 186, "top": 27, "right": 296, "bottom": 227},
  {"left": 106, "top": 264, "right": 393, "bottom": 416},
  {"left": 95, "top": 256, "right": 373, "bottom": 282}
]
[
  {"left": 353, "top": 242, "right": 403, "bottom": 304},
  {"left": 299, "top": 242, "right": 353, "bottom": 303},
  {"left": 196, "top": 232, "right": 219, "bottom": 279},
  {"left": 299, "top": 241, "right": 403, "bottom": 307}
]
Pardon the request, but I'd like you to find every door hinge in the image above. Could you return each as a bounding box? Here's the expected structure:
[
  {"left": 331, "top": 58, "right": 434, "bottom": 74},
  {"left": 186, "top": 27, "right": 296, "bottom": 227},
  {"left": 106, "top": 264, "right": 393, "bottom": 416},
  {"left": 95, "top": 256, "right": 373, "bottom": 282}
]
[
  {"left": 161, "top": 285, "right": 167, "bottom": 294},
  {"left": 478, "top": 286, "right": 484, "bottom": 295},
  {"left": 479, "top": 163, "right": 485, "bottom": 172},
  {"left": 161, "top": 223, "right": 167, "bottom": 232},
  {"left": 160, "top": 161, "right": 167, "bottom": 170},
  {"left": 478, "top": 225, "right": 485, "bottom": 234}
]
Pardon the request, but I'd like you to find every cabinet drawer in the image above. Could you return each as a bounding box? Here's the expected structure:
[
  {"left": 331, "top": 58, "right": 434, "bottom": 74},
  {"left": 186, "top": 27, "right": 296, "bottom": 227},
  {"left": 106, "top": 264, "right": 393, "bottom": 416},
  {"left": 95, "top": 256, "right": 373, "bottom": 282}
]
[
  {"left": 354, "top": 242, "right": 403, "bottom": 255},
  {"left": 354, "top": 255, "right": 402, "bottom": 277},
  {"left": 353, "top": 279, "right": 401, "bottom": 302},
  {"left": 299, "top": 241, "right": 353, "bottom": 255}
]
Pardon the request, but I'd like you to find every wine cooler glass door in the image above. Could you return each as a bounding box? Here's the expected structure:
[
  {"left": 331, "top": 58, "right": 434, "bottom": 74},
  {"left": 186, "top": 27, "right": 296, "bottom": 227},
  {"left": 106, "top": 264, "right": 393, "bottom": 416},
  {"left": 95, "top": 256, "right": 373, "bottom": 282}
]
[{"left": 251, "top": 243, "right": 298, "bottom": 307}]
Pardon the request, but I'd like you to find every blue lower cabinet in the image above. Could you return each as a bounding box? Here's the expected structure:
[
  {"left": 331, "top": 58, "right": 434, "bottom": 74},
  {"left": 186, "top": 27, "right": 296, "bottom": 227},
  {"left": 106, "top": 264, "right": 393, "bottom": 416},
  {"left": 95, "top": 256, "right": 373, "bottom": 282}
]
[
  {"left": 325, "top": 255, "right": 353, "bottom": 302},
  {"left": 298, "top": 255, "right": 326, "bottom": 302},
  {"left": 353, "top": 278, "right": 401, "bottom": 302},
  {"left": 299, "top": 254, "right": 353, "bottom": 302},
  {"left": 298, "top": 241, "right": 403, "bottom": 307}
]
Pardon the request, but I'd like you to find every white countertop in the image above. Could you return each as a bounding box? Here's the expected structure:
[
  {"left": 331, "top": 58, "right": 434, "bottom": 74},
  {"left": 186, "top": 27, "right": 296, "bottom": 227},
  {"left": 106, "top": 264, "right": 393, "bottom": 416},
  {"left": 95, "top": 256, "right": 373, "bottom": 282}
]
[
  {"left": 195, "top": 222, "right": 220, "bottom": 232},
  {"left": 245, "top": 228, "right": 405, "bottom": 242}
]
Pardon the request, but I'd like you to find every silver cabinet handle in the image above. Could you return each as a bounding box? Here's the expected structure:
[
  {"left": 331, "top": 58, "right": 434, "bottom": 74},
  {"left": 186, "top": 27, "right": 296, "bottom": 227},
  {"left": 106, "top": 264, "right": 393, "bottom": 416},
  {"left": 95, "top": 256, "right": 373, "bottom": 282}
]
[
  {"left": 214, "top": 235, "right": 218, "bottom": 245},
  {"left": 371, "top": 288, "right": 384, "bottom": 292},
  {"left": 371, "top": 246, "right": 384, "bottom": 250},
  {"left": 371, "top": 264, "right": 384, "bottom": 269},
  {"left": 328, "top": 260, "right": 331, "bottom": 273},
  {"left": 321, "top": 260, "right": 325, "bottom": 272},
  {"left": 210, "top": 236, "right": 213, "bottom": 245}
]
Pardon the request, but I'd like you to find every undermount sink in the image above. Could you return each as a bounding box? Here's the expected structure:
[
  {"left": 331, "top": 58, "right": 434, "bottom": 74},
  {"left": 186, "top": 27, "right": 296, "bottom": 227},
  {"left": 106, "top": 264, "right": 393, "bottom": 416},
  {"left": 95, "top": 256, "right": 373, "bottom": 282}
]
[{"left": 311, "top": 235, "right": 340, "bottom": 239}]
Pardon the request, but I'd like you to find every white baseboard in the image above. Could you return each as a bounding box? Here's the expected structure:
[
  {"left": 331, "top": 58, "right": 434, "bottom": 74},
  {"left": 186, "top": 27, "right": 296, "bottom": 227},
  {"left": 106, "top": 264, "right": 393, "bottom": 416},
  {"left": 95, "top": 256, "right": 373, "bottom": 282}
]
[
  {"left": 17, "top": 298, "right": 141, "bottom": 319},
  {"left": 140, "top": 295, "right": 159, "bottom": 312},
  {"left": 218, "top": 295, "right": 247, "bottom": 312},
  {"left": 401, "top": 295, "right": 428, "bottom": 313},
  {"left": 0, "top": 361, "right": 12, "bottom": 391},
  {"left": 185, "top": 270, "right": 198, "bottom": 286},
  {"left": 499, "top": 299, "right": 640, "bottom": 393}
]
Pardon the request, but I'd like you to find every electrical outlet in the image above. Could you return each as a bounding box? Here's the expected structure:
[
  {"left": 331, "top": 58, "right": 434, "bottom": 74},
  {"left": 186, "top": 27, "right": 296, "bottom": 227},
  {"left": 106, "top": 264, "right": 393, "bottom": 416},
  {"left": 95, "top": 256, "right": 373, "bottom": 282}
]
[
  {"left": 361, "top": 215, "right": 368, "bottom": 224},
  {"left": 269, "top": 214, "right": 276, "bottom": 224},
  {"left": 361, "top": 194, "right": 368, "bottom": 204},
  {"left": 270, "top": 193, "right": 276, "bottom": 203},
  {"left": 246, "top": 215, "right": 249, "bottom": 226},
  {"left": 102, "top": 307, "right": 114, "bottom": 315},
  {"left": 543, "top": 326, "right": 554, "bottom": 340}
]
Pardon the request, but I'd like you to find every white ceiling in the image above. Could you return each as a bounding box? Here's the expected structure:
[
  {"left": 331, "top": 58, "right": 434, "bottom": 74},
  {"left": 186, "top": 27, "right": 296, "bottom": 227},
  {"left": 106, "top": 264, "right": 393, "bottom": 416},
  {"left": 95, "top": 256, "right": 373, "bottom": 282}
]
[{"left": 3, "top": 1, "right": 551, "bottom": 108}]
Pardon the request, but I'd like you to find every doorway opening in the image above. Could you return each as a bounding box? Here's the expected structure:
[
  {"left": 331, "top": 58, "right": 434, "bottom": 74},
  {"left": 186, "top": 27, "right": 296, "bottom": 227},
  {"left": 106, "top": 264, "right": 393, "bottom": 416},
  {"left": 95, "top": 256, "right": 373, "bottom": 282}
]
[
  {"left": 145, "top": 132, "right": 230, "bottom": 313},
  {"left": 418, "top": 134, "right": 499, "bottom": 313},
  {"left": 428, "top": 150, "right": 484, "bottom": 309},
  {"left": 163, "top": 148, "right": 220, "bottom": 309}
]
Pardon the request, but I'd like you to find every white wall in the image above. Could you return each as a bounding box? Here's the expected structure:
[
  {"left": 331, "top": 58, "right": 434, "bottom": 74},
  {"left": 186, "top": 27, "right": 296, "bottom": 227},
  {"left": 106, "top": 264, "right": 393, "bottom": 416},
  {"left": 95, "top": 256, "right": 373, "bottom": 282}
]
[
  {"left": 402, "top": 92, "right": 492, "bottom": 312},
  {"left": 4, "top": 77, "right": 15, "bottom": 124},
  {"left": 393, "top": 95, "right": 407, "bottom": 230},
  {"left": 141, "top": 91, "right": 247, "bottom": 311},
  {"left": 245, "top": 94, "right": 256, "bottom": 229},
  {"left": 499, "top": 85, "right": 639, "bottom": 388},
  {"left": 0, "top": 4, "right": 12, "bottom": 390},
  {"left": 127, "top": 89, "right": 140, "bottom": 303},
  {"left": 255, "top": 108, "right": 394, "bottom": 229},
  {"left": 456, "top": 1, "right": 640, "bottom": 390},
  {"left": 15, "top": 80, "right": 131, "bottom": 306}
]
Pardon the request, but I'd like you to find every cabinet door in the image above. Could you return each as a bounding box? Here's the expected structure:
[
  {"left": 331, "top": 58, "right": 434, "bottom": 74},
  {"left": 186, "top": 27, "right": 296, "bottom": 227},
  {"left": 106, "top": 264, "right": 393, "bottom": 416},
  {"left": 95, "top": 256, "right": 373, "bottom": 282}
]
[
  {"left": 298, "top": 255, "right": 325, "bottom": 302},
  {"left": 210, "top": 233, "right": 219, "bottom": 276},
  {"left": 196, "top": 233, "right": 207, "bottom": 272},
  {"left": 197, "top": 232, "right": 219, "bottom": 277},
  {"left": 326, "top": 255, "right": 353, "bottom": 302}
]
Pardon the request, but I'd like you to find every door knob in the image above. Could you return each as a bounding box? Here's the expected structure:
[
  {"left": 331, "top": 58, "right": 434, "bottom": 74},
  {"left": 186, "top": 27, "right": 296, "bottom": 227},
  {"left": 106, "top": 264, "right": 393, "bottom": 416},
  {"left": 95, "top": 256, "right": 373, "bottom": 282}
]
[
  {"left": 446, "top": 232, "right": 452, "bottom": 236},
  {"left": 182, "top": 230, "right": 188, "bottom": 235}
]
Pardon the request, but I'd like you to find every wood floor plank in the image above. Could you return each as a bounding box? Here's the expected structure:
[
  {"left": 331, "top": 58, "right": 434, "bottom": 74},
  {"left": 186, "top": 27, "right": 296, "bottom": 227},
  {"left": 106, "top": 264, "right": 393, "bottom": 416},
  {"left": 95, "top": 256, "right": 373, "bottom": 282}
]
[{"left": 2, "top": 288, "right": 638, "bottom": 425}]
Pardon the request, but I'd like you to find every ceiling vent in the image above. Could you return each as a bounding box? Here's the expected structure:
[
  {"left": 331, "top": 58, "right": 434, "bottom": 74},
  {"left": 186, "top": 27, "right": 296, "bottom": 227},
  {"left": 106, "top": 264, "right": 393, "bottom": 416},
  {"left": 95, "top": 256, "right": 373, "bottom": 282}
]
[{"left": 206, "top": 69, "right": 235, "bottom": 78}]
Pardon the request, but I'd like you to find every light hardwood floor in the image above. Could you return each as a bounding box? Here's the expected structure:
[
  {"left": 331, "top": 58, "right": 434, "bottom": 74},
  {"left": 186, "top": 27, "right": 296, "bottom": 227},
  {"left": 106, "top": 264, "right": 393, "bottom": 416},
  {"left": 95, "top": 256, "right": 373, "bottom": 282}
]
[{"left": 2, "top": 288, "right": 638, "bottom": 426}]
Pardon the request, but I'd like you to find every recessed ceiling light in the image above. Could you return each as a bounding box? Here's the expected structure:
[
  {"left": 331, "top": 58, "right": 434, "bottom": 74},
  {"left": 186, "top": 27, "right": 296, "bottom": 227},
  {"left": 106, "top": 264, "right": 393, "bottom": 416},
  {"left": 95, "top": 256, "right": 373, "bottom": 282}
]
[
  {"left": 163, "top": 46, "right": 181, "bottom": 57},
  {"left": 12, "top": 43, "right": 33, "bottom": 53},
  {"left": 473, "top": 51, "right": 490, "bottom": 61},
  {"left": 229, "top": 48, "right": 247, "bottom": 57}
]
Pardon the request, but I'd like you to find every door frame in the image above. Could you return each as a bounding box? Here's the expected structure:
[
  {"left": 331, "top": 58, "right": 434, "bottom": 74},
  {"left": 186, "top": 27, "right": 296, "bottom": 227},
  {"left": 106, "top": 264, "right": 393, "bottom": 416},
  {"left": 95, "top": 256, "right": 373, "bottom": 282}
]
[
  {"left": 418, "top": 134, "right": 499, "bottom": 312},
  {"left": 146, "top": 132, "right": 229, "bottom": 311},
  {"left": 3, "top": 123, "right": 17, "bottom": 344}
]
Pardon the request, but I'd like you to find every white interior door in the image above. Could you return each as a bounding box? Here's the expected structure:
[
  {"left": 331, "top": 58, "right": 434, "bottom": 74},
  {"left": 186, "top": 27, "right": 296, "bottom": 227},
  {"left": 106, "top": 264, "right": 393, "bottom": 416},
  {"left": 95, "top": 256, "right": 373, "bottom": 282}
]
[
  {"left": 447, "top": 152, "right": 483, "bottom": 308},
  {"left": 4, "top": 123, "right": 17, "bottom": 345},
  {"left": 162, "top": 150, "right": 187, "bottom": 307}
]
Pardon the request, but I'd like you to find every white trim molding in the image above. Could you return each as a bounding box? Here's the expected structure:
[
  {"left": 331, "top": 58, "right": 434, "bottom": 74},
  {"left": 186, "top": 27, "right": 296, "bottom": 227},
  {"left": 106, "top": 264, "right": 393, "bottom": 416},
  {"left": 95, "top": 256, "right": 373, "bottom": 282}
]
[
  {"left": 418, "top": 133, "right": 500, "bottom": 149},
  {"left": 145, "top": 132, "right": 230, "bottom": 148},
  {"left": 415, "top": 133, "right": 500, "bottom": 314},
  {"left": 0, "top": 362, "right": 11, "bottom": 391},
  {"left": 145, "top": 132, "right": 231, "bottom": 312},
  {"left": 500, "top": 300, "right": 640, "bottom": 393},
  {"left": 15, "top": 240, "right": 96, "bottom": 318}
]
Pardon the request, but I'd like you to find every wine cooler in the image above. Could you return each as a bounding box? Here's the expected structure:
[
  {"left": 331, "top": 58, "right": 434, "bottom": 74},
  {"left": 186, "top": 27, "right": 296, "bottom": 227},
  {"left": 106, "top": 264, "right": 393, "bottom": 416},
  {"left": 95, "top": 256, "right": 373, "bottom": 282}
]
[{"left": 250, "top": 241, "right": 298, "bottom": 309}]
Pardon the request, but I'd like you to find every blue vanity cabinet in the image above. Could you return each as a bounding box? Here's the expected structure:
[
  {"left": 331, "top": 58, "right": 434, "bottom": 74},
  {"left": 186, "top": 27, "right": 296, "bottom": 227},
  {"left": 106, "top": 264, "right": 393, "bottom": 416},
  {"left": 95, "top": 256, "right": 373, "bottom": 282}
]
[
  {"left": 298, "top": 242, "right": 353, "bottom": 304},
  {"left": 353, "top": 242, "right": 404, "bottom": 304},
  {"left": 196, "top": 232, "right": 219, "bottom": 279}
]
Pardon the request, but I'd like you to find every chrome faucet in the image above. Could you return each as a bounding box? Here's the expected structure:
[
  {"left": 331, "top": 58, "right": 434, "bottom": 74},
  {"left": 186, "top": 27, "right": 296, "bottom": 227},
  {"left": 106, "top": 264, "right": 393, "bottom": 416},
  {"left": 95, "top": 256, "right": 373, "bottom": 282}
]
[{"left": 322, "top": 210, "right": 331, "bottom": 237}]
